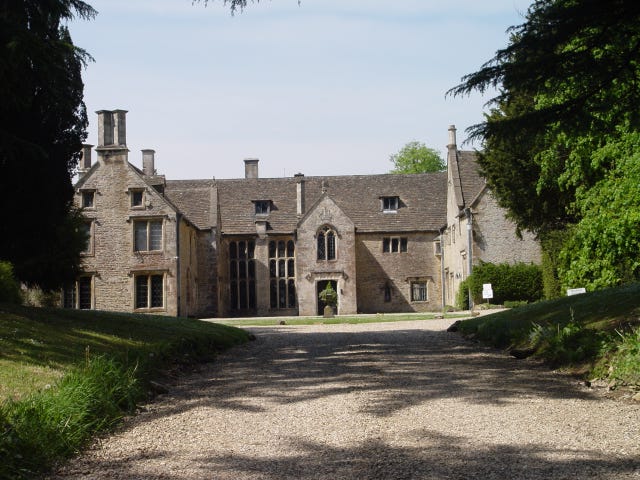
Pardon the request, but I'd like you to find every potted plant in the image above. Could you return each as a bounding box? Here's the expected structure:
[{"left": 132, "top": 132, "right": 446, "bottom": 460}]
[{"left": 319, "top": 282, "right": 338, "bottom": 318}]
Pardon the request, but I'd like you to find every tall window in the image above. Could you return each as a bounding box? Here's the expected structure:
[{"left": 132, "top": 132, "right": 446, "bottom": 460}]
[
  {"left": 382, "top": 237, "right": 407, "bottom": 253},
  {"left": 317, "top": 226, "right": 336, "bottom": 261},
  {"left": 80, "top": 220, "right": 93, "bottom": 254},
  {"left": 411, "top": 282, "right": 428, "bottom": 302},
  {"left": 134, "top": 219, "right": 163, "bottom": 251},
  {"left": 381, "top": 196, "right": 399, "bottom": 212},
  {"left": 269, "top": 239, "right": 296, "bottom": 309},
  {"left": 63, "top": 276, "right": 92, "bottom": 309},
  {"left": 229, "top": 240, "right": 256, "bottom": 311},
  {"left": 135, "top": 274, "right": 164, "bottom": 309}
]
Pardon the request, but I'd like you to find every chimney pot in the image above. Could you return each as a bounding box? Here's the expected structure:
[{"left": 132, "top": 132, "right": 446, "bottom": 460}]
[
  {"left": 80, "top": 144, "right": 93, "bottom": 172},
  {"left": 448, "top": 124, "right": 457, "bottom": 148}
]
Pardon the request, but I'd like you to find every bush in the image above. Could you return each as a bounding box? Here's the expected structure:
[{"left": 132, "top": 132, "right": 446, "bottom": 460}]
[
  {"left": 540, "top": 229, "right": 570, "bottom": 299},
  {"left": 504, "top": 300, "right": 529, "bottom": 309},
  {"left": 455, "top": 279, "right": 470, "bottom": 310},
  {"left": 0, "top": 261, "right": 21, "bottom": 304},
  {"left": 593, "top": 326, "right": 640, "bottom": 388},
  {"left": 466, "top": 261, "right": 543, "bottom": 306}
]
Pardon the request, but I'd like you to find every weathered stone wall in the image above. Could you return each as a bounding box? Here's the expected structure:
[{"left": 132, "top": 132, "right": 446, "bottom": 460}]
[
  {"left": 77, "top": 150, "right": 179, "bottom": 316},
  {"left": 472, "top": 191, "right": 541, "bottom": 265},
  {"left": 356, "top": 232, "right": 442, "bottom": 313},
  {"left": 296, "top": 196, "right": 357, "bottom": 316},
  {"left": 195, "top": 228, "right": 218, "bottom": 317}
]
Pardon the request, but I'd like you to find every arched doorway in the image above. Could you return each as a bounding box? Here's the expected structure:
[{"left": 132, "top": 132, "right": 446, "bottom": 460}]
[{"left": 316, "top": 279, "right": 338, "bottom": 315}]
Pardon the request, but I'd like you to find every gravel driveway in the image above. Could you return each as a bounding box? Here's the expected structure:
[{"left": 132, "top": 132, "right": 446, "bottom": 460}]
[{"left": 50, "top": 319, "right": 639, "bottom": 479}]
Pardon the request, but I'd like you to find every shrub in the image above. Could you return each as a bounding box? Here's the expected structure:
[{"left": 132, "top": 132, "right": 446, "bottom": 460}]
[
  {"left": 0, "top": 261, "right": 21, "bottom": 304},
  {"left": 455, "top": 279, "right": 470, "bottom": 310},
  {"left": 466, "top": 261, "right": 543, "bottom": 305},
  {"left": 540, "top": 229, "right": 570, "bottom": 299},
  {"left": 504, "top": 300, "right": 529, "bottom": 309},
  {"left": 593, "top": 326, "right": 640, "bottom": 388}
]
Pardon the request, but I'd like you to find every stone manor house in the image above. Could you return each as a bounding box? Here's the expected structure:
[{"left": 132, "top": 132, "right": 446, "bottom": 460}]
[{"left": 65, "top": 109, "right": 540, "bottom": 317}]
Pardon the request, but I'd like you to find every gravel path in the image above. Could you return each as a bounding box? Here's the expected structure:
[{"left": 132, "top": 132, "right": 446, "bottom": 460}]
[{"left": 50, "top": 319, "right": 639, "bottom": 479}]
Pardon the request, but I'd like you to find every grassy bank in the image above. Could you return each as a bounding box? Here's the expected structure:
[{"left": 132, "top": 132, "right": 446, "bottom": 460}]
[
  {"left": 0, "top": 304, "right": 249, "bottom": 479},
  {"left": 456, "top": 283, "right": 640, "bottom": 389}
]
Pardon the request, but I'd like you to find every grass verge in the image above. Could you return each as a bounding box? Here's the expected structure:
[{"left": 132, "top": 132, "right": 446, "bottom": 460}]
[
  {"left": 455, "top": 283, "right": 640, "bottom": 389},
  {"left": 210, "top": 312, "right": 466, "bottom": 327},
  {"left": 0, "top": 303, "right": 249, "bottom": 479}
]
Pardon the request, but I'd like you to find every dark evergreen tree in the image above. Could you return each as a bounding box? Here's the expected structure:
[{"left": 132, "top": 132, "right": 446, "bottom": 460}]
[{"left": 0, "top": 1, "right": 96, "bottom": 289}]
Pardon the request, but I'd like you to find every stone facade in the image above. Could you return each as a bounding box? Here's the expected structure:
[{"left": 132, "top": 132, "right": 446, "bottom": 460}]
[{"left": 68, "top": 110, "right": 540, "bottom": 317}]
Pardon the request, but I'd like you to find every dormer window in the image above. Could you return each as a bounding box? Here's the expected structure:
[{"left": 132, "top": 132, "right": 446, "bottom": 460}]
[
  {"left": 81, "top": 190, "right": 95, "bottom": 209},
  {"left": 381, "top": 196, "right": 399, "bottom": 212},
  {"left": 254, "top": 200, "right": 270, "bottom": 215}
]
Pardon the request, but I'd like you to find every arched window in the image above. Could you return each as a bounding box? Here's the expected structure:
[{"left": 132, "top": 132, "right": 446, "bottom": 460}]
[{"left": 317, "top": 226, "right": 337, "bottom": 261}]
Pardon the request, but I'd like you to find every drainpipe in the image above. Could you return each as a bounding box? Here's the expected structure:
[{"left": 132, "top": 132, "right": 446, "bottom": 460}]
[
  {"left": 465, "top": 208, "right": 473, "bottom": 310},
  {"left": 439, "top": 226, "right": 446, "bottom": 314},
  {"left": 176, "top": 213, "right": 181, "bottom": 317}
]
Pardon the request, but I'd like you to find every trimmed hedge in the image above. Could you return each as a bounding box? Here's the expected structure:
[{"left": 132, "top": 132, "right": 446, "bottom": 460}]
[{"left": 457, "top": 262, "right": 543, "bottom": 308}]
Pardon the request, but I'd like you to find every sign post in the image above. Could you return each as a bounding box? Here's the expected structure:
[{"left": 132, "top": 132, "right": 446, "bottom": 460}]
[{"left": 482, "top": 283, "right": 493, "bottom": 306}]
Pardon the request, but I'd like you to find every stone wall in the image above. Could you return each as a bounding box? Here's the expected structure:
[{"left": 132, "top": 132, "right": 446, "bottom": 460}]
[
  {"left": 356, "top": 232, "right": 442, "bottom": 313},
  {"left": 77, "top": 150, "right": 180, "bottom": 316}
]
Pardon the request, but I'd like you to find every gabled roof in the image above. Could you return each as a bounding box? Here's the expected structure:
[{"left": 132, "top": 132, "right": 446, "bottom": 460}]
[
  {"left": 215, "top": 172, "right": 447, "bottom": 235},
  {"left": 164, "top": 180, "right": 216, "bottom": 230},
  {"left": 448, "top": 149, "right": 485, "bottom": 212}
]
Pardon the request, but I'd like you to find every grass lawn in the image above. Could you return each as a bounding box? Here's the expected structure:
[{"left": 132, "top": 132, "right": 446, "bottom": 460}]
[
  {"left": 0, "top": 303, "right": 249, "bottom": 402},
  {"left": 456, "top": 282, "right": 640, "bottom": 388},
  {"left": 208, "top": 311, "right": 467, "bottom": 327}
]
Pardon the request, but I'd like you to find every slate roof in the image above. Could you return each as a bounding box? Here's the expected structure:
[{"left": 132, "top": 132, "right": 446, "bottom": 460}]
[
  {"left": 164, "top": 180, "right": 216, "bottom": 230},
  {"left": 214, "top": 172, "right": 447, "bottom": 235},
  {"left": 457, "top": 150, "right": 485, "bottom": 206}
]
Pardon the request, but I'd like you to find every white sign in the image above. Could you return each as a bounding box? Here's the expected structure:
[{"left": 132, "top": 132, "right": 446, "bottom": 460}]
[
  {"left": 567, "top": 287, "right": 586, "bottom": 296},
  {"left": 482, "top": 283, "right": 493, "bottom": 300}
]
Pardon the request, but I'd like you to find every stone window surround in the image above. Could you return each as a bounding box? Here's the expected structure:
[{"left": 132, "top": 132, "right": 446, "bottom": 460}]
[
  {"left": 316, "top": 225, "right": 338, "bottom": 262},
  {"left": 382, "top": 236, "right": 408, "bottom": 253},
  {"left": 62, "top": 274, "right": 95, "bottom": 310},
  {"left": 130, "top": 216, "right": 166, "bottom": 253},
  {"left": 80, "top": 219, "right": 95, "bottom": 256},
  {"left": 130, "top": 270, "right": 168, "bottom": 311},
  {"left": 80, "top": 189, "right": 96, "bottom": 209},
  {"left": 129, "top": 188, "right": 146, "bottom": 209},
  {"left": 406, "top": 276, "right": 433, "bottom": 303}
]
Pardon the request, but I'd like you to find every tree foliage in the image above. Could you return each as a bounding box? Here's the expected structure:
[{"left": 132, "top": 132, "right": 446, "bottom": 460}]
[
  {"left": 389, "top": 141, "right": 445, "bottom": 174},
  {"left": 0, "top": 1, "right": 96, "bottom": 289},
  {"left": 450, "top": 0, "right": 640, "bottom": 290}
]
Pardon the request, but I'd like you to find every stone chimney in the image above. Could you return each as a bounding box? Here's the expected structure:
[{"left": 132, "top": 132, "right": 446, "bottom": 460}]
[
  {"left": 79, "top": 144, "right": 93, "bottom": 174},
  {"left": 447, "top": 124, "right": 457, "bottom": 149},
  {"left": 244, "top": 158, "right": 259, "bottom": 179},
  {"left": 295, "top": 173, "right": 305, "bottom": 216},
  {"left": 142, "top": 149, "right": 156, "bottom": 175},
  {"left": 96, "top": 109, "right": 128, "bottom": 147}
]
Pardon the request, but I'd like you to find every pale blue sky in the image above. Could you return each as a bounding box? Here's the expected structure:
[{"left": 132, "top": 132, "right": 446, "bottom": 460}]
[{"left": 69, "top": 0, "right": 530, "bottom": 179}]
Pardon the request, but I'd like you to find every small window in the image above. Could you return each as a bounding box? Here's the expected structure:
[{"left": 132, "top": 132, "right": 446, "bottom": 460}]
[
  {"left": 131, "top": 189, "right": 144, "bottom": 208},
  {"left": 382, "top": 237, "right": 408, "bottom": 253},
  {"left": 411, "top": 282, "right": 428, "bottom": 302},
  {"left": 384, "top": 284, "right": 392, "bottom": 302},
  {"left": 63, "top": 276, "right": 93, "bottom": 309},
  {"left": 255, "top": 200, "right": 270, "bottom": 215},
  {"left": 434, "top": 239, "right": 442, "bottom": 256},
  {"left": 81, "top": 191, "right": 95, "bottom": 209},
  {"left": 134, "top": 219, "right": 163, "bottom": 252},
  {"left": 382, "top": 196, "right": 399, "bottom": 212}
]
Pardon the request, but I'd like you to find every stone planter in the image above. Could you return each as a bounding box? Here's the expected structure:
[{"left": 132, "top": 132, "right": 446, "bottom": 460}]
[{"left": 323, "top": 305, "right": 335, "bottom": 318}]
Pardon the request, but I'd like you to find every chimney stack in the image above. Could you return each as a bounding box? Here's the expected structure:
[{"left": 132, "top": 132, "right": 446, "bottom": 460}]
[
  {"left": 96, "top": 109, "right": 128, "bottom": 147},
  {"left": 447, "top": 124, "right": 457, "bottom": 149},
  {"left": 244, "top": 158, "right": 259, "bottom": 179},
  {"left": 295, "top": 173, "right": 305, "bottom": 216},
  {"left": 79, "top": 144, "right": 93, "bottom": 173},
  {"left": 142, "top": 149, "right": 156, "bottom": 175}
]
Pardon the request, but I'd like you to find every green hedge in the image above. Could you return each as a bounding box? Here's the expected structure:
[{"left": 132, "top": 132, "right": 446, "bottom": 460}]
[{"left": 458, "top": 262, "right": 543, "bottom": 308}]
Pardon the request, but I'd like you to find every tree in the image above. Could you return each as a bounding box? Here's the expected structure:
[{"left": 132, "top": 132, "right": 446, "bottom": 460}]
[
  {"left": 449, "top": 0, "right": 640, "bottom": 234},
  {"left": 389, "top": 141, "right": 445, "bottom": 174},
  {"left": 0, "top": 1, "right": 96, "bottom": 289}
]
